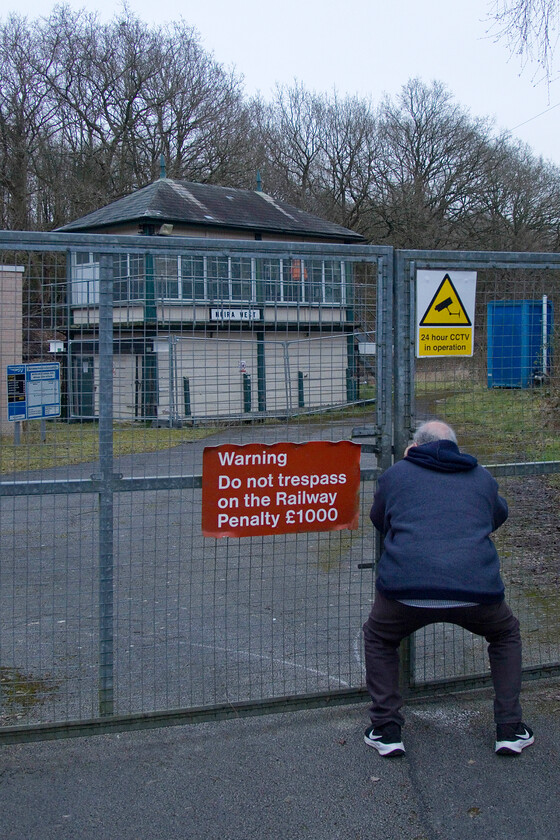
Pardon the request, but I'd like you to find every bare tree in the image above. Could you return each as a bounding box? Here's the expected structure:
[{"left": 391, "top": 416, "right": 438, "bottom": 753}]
[
  {"left": 36, "top": 7, "right": 169, "bottom": 209},
  {"left": 0, "top": 7, "right": 252, "bottom": 229},
  {"left": 139, "top": 20, "right": 249, "bottom": 185},
  {"left": 0, "top": 15, "right": 57, "bottom": 229},
  {"left": 252, "top": 83, "right": 379, "bottom": 232},
  {"left": 488, "top": 0, "right": 560, "bottom": 80},
  {"left": 255, "top": 83, "right": 326, "bottom": 209},
  {"left": 2, "top": 6, "right": 560, "bottom": 253},
  {"left": 368, "top": 79, "right": 499, "bottom": 248},
  {"left": 316, "top": 93, "right": 379, "bottom": 233},
  {"left": 471, "top": 137, "right": 560, "bottom": 249}
]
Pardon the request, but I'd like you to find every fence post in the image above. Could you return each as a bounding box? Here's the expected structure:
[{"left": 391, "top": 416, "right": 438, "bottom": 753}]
[
  {"left": 297, "top": 370, "right": 305, "bottom": 408},
  {"left": 98, "top": 253, "right": 114, "bottom": 717},
  {"left": 393, "top": 252, "right": 415, "bottom": 461},
  {"left": 257, "top": 330, "right": 266, "bottom": 412},
  {"left": 393, "top": 251, "right": 415, "bottom": 694},
  {"left": 183, "top": 377, "right": 191, "bottom": 416},
  {"left": 376, "top": 254, "right": 394, "bottom": 471}
]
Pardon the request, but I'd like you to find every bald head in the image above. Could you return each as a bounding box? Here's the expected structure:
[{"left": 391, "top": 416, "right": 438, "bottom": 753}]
[{"left": 413, "top": 421, "right": 457, "bottom": 446}]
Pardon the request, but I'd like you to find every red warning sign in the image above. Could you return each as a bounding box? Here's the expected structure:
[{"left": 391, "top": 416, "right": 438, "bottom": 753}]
[{"left": 202, "top": 440, "right": 361, "bottom": 538}]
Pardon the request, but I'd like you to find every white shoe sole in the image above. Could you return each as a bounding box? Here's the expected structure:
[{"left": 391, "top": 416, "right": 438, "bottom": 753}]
[
  {"left": 364, "top": 734, "right": 405, "bottom": 756},
  {"left": 495, "top": 734, "right": 535, "bottom": 755}
]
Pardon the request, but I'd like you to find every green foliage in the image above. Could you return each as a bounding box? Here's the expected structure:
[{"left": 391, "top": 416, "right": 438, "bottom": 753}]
[{"left": 417, "top": 381, "right": 560, "bottom": 462}]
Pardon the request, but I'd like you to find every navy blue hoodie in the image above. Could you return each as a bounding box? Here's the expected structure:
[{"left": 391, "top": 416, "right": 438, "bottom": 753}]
[{"left": 370, "top": 440, "right": 508, "bottom": 604}]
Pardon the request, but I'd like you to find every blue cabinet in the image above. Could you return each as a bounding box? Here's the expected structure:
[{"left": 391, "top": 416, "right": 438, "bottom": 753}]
[{"left": 487, "top": 299, "right": 553, "bottom": 388}]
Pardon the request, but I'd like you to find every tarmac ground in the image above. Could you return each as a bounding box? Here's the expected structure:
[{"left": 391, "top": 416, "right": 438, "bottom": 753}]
[{"left": 1, "top": 677, "right": 559, "bottom": 840}]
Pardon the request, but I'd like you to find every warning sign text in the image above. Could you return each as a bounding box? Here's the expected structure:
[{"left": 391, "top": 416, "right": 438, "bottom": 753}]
[
  {"left": 202, "top": 440, "right": 361, "bottom": 538},
  {"left": 416, "top": 270, "right": 476, "bottom": 358},
  {"left": 417, "top": 328, "right": 473, "bottom": 356}
]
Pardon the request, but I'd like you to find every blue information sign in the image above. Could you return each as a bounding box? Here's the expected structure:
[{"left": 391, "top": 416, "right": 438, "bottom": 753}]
[{"left": 7, "top": 363, "right": 61, "bottom": 421}]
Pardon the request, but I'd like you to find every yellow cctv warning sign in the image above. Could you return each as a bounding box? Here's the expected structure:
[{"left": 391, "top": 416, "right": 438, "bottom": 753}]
[
  {"left": 419, "top": 274, "right": 471, "bottom": 327},
  {"left": 416, "top": 270, "right": 476, "bottom": 358}
]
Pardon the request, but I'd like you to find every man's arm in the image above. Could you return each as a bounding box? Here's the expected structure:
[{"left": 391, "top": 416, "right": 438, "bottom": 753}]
[
  {"left": 369, "top": 478, "right": 387, "bottom": 533},
  {"left": 492, "top": 493, "right": 508, "bottom": 531}
]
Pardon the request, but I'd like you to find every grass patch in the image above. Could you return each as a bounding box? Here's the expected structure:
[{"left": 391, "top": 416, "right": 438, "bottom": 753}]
[
  {"left": 314, "top": 530, "right": 356, "bottom": 573},
  {"left": 0, "top": 421, "right": 215, "bottom": 474},
  {"left": 416, "top": 382, "right": 560, "bottom": 463},
  {"left": 0, "top": 397, "right": 377, "bottom": 475},
  {"left": 0, "top": 666, "right": 60, "bottom": 715},
  {"left": 523, "top": 590, "right": 560, "bottom": 647}
]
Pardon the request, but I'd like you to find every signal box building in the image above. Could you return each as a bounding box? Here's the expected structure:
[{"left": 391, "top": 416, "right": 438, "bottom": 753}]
[{"left": 57, "top": 175, "right": 364, "bottom": 422}]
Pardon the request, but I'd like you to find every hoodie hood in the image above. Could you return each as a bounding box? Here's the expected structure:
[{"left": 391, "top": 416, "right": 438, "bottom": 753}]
[{"left": 404, "top": 439, "right": 478, "bottom": 473}]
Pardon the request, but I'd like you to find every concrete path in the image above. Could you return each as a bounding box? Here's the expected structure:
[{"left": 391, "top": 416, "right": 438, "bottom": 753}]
[{"left": 1, "top": 678, "right": 558, "bottom": 840}]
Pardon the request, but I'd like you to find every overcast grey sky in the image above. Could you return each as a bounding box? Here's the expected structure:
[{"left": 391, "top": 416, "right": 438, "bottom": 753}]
[{"left": 5, "top": 0, "right": 560, "bottom": 166}]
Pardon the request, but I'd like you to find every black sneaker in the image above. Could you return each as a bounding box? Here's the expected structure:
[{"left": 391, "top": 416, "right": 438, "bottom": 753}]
[
  {"left": 364, "top": 723, "right": 405, "bottom": 757},
  {"left": 495, "top": 722, "right": 534, "bottom": 755}
]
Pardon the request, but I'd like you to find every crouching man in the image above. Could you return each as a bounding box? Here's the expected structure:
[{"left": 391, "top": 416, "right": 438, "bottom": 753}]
[{"left": 363, "top": 420, "right": 533, "bottom": 757}]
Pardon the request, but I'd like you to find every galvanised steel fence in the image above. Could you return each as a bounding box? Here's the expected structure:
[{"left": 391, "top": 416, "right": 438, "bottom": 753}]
[{"left": 0, "top": 234, "right": 558, "bottom": 742}]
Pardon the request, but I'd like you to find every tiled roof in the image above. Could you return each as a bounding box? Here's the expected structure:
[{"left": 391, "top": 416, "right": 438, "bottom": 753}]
[{"left": 56, "top": 178, "right": 363, "bottom": 241}]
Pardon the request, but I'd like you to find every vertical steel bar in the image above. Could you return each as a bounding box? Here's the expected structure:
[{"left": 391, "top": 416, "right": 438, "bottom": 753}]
[
  {"left": 345, "top": 260, "right": 357, "bottom": 404},
  {"left": 376, "top": 255, "right": 393, "bottom": 471},
  {"left": 282, "top": 341, "right": 292, "bottom": 411},
  {"left": 144, "top": 252, "right": 156, "bottom": 322},
  {"left": 98, "top": 253, "right": 114, "bottom": 716},
  {"left": 65, "top": 250, "right": 73, "bottom": 420},
  {"left": 254, "top": 259, "right": 267, "bottom": 412},
  {"left": 168, "top": 335, "right": 175, "bottom": 427},
  {"left": 392, "top": 251, "right": 414, "bottom": 692},
  {"left": 542, "top": 294, "right": 548, "bottom": 376},
  {"left": 407, "top": 259, "right": 418, "bottom": 687},
  {"left": 256, "top": 329, "right": 266, "bottom": 412},
  {"left": 408, "top": 261, "right": 416, "bottom": 439},
  {"left": 393, "top": 252, "right": 414, "bottom": 460}
]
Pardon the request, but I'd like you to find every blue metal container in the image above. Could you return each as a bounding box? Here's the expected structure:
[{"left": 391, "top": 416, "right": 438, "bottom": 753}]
[{"left": 487, "top": 299, "right": 553, "bottom": 388}]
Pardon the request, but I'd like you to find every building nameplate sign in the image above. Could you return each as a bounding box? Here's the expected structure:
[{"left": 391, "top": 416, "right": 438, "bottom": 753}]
[{"left": 210, "top": 308, "right": 261, "bottom": 322}]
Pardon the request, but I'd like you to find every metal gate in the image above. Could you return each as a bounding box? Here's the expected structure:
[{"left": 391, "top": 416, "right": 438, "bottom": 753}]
[
  {"left": 1, "top": 236, "right": 559, "bottom": 742},
  {"left": 394, "top": 251, "right": 560, "bottom": 696},
  {"left": 0, "top": 232, "right": 392, "bottom": 740}
]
